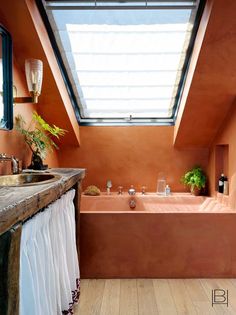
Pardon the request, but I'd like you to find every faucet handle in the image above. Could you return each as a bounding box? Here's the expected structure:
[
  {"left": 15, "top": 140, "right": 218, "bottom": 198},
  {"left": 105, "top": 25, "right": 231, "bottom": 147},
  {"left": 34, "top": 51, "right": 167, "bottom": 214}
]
[
  {"left": 141, "top": 186, "right": 147, "bottom": 195},
  {"left": 118, "top": 186, "right": 123, "bottom": 195},
  {"left": 11, "top": 156, "right": 20, "bottom": 174}
]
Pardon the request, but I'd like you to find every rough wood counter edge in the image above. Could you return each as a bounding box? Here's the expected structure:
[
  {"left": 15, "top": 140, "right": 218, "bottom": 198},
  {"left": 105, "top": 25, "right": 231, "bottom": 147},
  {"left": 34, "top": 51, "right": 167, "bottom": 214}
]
[{"left": 0, "top": 168, "right": 86, "bottom": 235}]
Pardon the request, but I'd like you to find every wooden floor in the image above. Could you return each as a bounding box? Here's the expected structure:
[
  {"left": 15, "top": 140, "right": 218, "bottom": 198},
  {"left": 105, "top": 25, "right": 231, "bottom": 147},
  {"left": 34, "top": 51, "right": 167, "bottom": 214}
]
[{"left": 74, "top": 279, "right": 236, "bottom": 315}]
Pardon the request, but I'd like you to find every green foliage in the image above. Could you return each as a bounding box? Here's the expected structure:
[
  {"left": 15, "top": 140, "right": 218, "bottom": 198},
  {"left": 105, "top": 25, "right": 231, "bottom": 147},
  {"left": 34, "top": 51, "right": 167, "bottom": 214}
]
[
  {"left": 15, "top": 112, "right": 66, "bottom": 159},
  {"left": 181, "top": 166, "right": 206, "bottom": 191}
]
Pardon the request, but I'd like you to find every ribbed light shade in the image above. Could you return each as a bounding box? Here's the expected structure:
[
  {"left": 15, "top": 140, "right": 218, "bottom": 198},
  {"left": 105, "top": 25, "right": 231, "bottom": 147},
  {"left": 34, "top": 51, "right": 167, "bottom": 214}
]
[{"left": 25, "top": 59, "right": 43, "bottom": 95}]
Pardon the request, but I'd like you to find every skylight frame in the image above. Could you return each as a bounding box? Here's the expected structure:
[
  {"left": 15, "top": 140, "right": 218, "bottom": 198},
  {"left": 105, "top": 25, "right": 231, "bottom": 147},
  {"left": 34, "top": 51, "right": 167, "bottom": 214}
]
[{"left": 37, "top": 0, "right": 206, "bottom": 126}]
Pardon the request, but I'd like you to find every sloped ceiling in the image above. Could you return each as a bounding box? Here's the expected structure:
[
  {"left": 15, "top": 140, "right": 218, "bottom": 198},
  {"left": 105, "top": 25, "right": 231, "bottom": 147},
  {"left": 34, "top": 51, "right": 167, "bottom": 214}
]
[
  {"left": 174, "top": 0, "right": 236, "bottom": 148},
  {"left": 0, "top": 0, "right": 80, "bottom": 147}
]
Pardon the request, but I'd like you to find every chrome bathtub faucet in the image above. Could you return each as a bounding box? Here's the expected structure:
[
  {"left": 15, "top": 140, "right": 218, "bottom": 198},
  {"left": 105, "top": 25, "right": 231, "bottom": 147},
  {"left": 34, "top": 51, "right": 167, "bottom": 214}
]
[
  {"left": 106, "top": 179, "right": 112, "bottom": 195},
  {"left": 0, "top": 153, "right": 20, "bottom": 174},
  {"left": 128, "top": 185, "right": 136, "bottom": 209},
  {"left": 128, "top": 185, "right": 136, "bottom": 195}
]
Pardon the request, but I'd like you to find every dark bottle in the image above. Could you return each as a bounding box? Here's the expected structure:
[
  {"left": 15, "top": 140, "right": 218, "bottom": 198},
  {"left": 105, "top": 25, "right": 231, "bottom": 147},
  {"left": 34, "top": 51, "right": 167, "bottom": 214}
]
[{"left": 218, "top": 173, "right": 225, "bottom": 193}]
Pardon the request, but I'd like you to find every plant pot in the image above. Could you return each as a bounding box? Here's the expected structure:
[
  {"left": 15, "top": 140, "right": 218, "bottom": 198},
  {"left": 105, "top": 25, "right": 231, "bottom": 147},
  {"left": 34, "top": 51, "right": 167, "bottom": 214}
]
[
  {"left": 28, "top": 153, "right": 48, "bottom": 170},
  {"left": 190, "top": 186, "right": 201, "bottom": 196}
]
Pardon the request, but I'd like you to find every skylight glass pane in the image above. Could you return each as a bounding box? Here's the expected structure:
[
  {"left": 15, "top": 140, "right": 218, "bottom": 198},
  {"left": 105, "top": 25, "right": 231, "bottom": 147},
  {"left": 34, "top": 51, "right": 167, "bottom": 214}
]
[
  {"left": 81, "top": 86, "right": 176, "bottom": 99},
  {"left": 73, "top": 71, "right": 181, "bottom": 86},
  {"left": 66, "top": 52, "right": 184, "bottom": 71},
  {"left": 44, "top": 1, "right": 200, "bottom": 123}
]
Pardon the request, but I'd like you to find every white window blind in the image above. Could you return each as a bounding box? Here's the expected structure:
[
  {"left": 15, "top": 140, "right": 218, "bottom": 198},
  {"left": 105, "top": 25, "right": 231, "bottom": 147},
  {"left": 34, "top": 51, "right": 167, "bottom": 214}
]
[{"left": 43, "top": 0, "right": 201, "bottom": 124}]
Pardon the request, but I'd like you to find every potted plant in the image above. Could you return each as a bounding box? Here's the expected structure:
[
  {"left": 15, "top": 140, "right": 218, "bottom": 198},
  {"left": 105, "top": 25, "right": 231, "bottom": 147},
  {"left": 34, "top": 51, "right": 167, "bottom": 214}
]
[
  {"left": 181, "top": 166, "right": 206, "bottom": 195},
  {"left": 15, "top": 112, "right": 66, "bottom": 170}
]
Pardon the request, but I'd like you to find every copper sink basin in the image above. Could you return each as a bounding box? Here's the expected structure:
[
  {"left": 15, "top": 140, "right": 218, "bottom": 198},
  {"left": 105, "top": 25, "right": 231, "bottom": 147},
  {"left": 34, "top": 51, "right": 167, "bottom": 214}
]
[{"left": 0, "top": 173, "right": 61, "bottom": 187}]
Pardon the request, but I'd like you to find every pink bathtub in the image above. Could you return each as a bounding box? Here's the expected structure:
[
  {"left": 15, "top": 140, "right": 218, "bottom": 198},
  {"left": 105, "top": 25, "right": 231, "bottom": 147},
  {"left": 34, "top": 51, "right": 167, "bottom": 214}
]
[{"left": 80, "top": 193, "right": 236, "bottom": 278}]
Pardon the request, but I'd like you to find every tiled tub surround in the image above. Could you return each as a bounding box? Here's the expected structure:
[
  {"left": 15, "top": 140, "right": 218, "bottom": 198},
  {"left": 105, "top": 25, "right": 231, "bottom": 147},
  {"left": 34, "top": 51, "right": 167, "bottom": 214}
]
[{"left": 80, "top": 193, "right": 236, "bottom": 278}]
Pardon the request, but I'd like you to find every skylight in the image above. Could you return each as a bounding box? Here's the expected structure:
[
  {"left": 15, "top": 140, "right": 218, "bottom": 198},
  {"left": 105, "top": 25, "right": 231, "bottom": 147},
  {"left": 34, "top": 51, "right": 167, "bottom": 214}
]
[{"left": 40, "top": 0, "right": 203, "bottom": 125}]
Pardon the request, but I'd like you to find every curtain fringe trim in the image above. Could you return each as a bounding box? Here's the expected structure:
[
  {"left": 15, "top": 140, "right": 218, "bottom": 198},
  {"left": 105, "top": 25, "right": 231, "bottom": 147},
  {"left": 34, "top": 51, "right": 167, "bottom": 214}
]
[{"left": 62, "top": 278, "right": 81, "bottom": 315}]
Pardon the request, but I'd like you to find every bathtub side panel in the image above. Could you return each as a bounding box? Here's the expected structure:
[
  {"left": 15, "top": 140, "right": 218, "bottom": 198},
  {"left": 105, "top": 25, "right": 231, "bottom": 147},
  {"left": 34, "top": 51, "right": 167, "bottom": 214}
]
[{"left": 80, "top": 213, "right": 236, "bottom": 278}]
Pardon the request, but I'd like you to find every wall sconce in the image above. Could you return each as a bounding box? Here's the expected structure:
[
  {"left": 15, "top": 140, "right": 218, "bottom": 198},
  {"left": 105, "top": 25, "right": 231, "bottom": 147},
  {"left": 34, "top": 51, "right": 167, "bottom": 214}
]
[{"left": 14, "top": 58, "right": 43, "bottom": 104}]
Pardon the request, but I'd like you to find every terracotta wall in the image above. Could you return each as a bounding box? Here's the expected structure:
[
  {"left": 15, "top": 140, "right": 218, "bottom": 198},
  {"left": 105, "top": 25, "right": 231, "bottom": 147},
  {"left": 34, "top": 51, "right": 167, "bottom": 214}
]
[
  {"left": 0, "top": 10, "right": 59, "bottom": 171},
  {"left": 0, "top": 64, "right": 34, "bottom": 169},
  {"left": 174, "top": 0, "right": 236, "bottom": 149},
  {"left": 58, "top": 126, "right": 209, "bottom": 192},
  {"left": 208, "top": 99, "right": 236, "bottom": 197},
  {"left": 0, "top": 6, "right": 33, "bottom": 169},
  {"left": 0, "top": 62, "right": 59, "bottom": 172}
]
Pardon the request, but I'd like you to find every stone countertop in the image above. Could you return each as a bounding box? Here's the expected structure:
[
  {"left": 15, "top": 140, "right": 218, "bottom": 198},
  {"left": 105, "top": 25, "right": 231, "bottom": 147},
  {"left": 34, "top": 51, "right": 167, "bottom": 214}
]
[{"left": 0, "top": 168, "right": 85, "bottom": 235}]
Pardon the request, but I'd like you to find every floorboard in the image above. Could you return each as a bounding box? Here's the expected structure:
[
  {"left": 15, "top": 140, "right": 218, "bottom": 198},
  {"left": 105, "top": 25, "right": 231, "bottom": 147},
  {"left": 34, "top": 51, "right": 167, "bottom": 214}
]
[{"left": 75, "top": 279, "right": 235, "bottom": 315}]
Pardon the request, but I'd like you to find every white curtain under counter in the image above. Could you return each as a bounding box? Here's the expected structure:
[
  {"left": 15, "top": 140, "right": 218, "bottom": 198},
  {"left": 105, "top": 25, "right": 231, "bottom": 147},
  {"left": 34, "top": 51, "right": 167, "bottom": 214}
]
[{"left": 20, "top": 189, "right": 80, "bottom": 315}]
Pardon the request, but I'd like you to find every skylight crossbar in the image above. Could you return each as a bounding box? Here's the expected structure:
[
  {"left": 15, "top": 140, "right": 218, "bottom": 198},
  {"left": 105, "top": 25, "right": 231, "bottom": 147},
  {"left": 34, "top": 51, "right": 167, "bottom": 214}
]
[
  {"left": 46, "top": 0, "right": 197, "bottom": 10},
  {"left": 46, "top": 5, "right": 196, "bottom": 10},
  {"left": 80, "top": 84, "right": 178, "bottom": 87},
  {"left": 72, "top": 70, "right": 183, "bottom": 73},
  {"left": 45, "top": 0, "right": 196, "bottom": 2},
  {"left": 84, "top": 97, "right": 175, "bottom": 100}
]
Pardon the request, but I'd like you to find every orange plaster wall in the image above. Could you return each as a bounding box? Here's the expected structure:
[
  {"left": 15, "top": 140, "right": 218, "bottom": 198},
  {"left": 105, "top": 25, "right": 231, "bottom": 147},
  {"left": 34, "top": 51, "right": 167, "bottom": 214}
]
[
  {"left": 0, "top": 9, "right": 59, "bottom": 170},
  {"left": 174, "top": 0, "right": 236, "bottom": 148},
  {"left": 174, "top": 0, "right": 213, "bottom": 145},
  {"left": 0, "top": 61, "right": 59, "bottom": 170},
  {"left": 25, "top": 0, "right": 80, "bottom": 146},
  {"left": 0, "top": 62, "right": 35, "bottom": 169},
  {"left": 58, "top": 126, "right": 209, "bottom": 192},
  {"left": 208, "top": 99, "right": 236, "bottom": 197}
]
